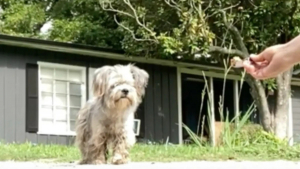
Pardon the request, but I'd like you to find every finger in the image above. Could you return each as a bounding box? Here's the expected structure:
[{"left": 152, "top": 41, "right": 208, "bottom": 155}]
[
  {"left": 243, "top": 61, "right": 256, "bottom": 72},
  {"left": 243, "top": 59, "right": 268, "bottom": 70},
  {"left": 243, "top": 61, "right": 270, "bottom": 79},
  {"left": 249, "top": 53, "right": 267, "bottom": 62},
  {"left": 252, "top": 72, "right": 277, "bottom": 80},
  {"left": 253, "top": 62, "right": 280, "bottom": 79},
  {"left": 254, "top": 60, "right": 269, "bottom": 67}
]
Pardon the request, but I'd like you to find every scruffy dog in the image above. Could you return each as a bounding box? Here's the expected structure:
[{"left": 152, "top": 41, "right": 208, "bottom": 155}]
[{"left": 75, "top": 64, "right": 149, "bottom": 165}]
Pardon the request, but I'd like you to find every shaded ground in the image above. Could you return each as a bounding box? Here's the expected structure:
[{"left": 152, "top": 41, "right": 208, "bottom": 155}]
[{"left": 1, "top": 161, "right": 300, "bottom": 169}]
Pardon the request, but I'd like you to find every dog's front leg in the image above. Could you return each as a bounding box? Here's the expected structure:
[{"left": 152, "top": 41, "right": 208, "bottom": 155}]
[
  {"left": 111, "top": 132, "right": 130, "bottom": 165},
  {"left": 82, "top": 134, "right": 107, "bottom": 165}
]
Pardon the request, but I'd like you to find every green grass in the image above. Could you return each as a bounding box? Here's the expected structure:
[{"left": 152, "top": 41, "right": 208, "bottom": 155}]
[{"left": 0, "top": 142, "right": 300, "bottom": 162}]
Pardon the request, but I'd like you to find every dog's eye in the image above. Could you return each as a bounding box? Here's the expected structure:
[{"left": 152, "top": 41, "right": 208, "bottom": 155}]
[
  {"left": 131, "top": 73, "right": 136, "bottom": 79},
  {"left": 111, "top": 84, "right": 117, "bottom": 89},
  {"left": 111, "top": 83, "right": 121, "bottom": 89}
]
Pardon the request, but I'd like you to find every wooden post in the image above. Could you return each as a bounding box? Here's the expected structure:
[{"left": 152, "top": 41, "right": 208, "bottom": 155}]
[
  {"left": 234, "top": 80, "right": 240, "bottom": 126},
  {"left": 209, "top": 77, "right": 216, "bottom": 146}
]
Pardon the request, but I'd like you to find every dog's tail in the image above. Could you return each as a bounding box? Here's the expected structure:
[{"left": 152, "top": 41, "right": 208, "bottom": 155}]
[{"left": 75, "top": 102, "right": 92, "bottom": 153}]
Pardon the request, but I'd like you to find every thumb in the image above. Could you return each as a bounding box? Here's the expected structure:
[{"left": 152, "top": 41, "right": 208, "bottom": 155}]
[{"left": 249, "top": 53, "right": 266, "bottom": 62}]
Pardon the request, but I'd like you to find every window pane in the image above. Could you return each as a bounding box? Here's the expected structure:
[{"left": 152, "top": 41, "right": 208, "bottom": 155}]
[
  {"left": 40, "top": 119, "right": 53, "bottom": 131},
  {"left": 55, "top": 94, "right": 67, "bottom": 107},
  {"left": 70, "top": 120, "right": 76, "bottom": 132},
  {"left": 40, "top": 67, "right": 53, "bottom": 79},
  {"left": 55, "top": 81, "right": 67, "bottom": 94},
  {"left": 41, "top": 93, "right": 53, "bottom": 106},
  {"left": 40, "top": 106, "right": 53, "bottom": 120},
  {"left": 54, "top": 121, "right": 68, "bottom": 132},
  {"left": 55, "top": 107, "right": 67, "bottom": 121},
  {"left": 69, "top": 70, "right": 82, "bottom": 82},
  {"left": 134, "top": 120, "right": 140, "bottom": 134},
  {"left": 70, "top": 83, "right": 81, "bottom": 95},
  {"left": 41, "top": 79, "right": 53, "bottom": 92},
  {"left": 70, "top": 108, "right": 79, "bottom": 120},
  {"left": 70, "top": 96, "right": 81, "bottom": 107},
  {"left": 55, "top": 68, "right": 67, "bottom": 80}
]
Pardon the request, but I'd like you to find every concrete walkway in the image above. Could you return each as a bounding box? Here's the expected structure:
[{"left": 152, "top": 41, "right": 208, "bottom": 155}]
[{"left": 1, "top": 160, "right": 300, "bottom": 169}]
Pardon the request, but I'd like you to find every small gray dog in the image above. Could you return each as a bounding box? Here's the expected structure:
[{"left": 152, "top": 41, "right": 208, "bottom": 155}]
[{"left": 75, "top": 64, "right": 149, "bottom": 165}]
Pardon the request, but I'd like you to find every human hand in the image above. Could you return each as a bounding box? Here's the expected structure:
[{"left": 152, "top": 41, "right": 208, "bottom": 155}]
[{"left": 243, "top": 44, "right": 296, "bottom": 80}]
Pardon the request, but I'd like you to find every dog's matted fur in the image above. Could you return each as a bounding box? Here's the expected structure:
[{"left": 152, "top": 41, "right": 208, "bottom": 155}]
[{"left": 75, "top": 64, "right": 149, "bottom": 165}]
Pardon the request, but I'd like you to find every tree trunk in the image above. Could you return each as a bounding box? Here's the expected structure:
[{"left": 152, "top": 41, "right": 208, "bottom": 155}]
[
  {"left": 244, "top": 69, "right": 292, "bottom": 139},
  {"left": 244, "top": 75, "right": 273, "bottom": 132},
  {"left": 274, "top": 70, "right": 292, "bottom": 139}
]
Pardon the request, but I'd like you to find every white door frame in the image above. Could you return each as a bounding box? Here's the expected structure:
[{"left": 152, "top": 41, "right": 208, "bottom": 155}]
[
  {"left": 177, "top": 67, "right": 241, "bottom": 145},
  {"left": 88, "top": 67, "right": 97, "bottom": 100}
]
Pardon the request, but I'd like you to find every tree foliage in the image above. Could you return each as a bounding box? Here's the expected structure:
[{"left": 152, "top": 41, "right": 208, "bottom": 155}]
[{"left": 1, "top": 0, "right": 299, "bottom": 61}]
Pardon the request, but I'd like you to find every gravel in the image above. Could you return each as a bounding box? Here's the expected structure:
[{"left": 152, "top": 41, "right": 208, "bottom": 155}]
[{"left": 1, "top": 161, "right": 300, "bottom": 169}]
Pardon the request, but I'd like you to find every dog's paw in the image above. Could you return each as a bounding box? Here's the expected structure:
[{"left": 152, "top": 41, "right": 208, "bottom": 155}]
[
  {"left": 112, "top": 154, "right": 129, "bottom": 165},
  {"left": 78, "top": 160, "right": 88, "bottom": 165},
  {"left": 78, "top": 159, "right": 106, "bottom": 165}
]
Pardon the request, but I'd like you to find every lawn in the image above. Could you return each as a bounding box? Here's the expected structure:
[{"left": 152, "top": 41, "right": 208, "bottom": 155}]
[{"left": 0, "top": 142, "right": 300, "bottom": 162}]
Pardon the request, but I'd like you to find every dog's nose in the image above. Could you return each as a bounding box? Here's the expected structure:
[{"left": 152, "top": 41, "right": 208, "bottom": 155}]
[{"left": 122, "top": 89, "right": 129, "bottom": 95}]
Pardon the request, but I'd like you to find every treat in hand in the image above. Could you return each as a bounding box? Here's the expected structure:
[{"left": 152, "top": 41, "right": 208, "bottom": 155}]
[{"left": 230, "top": 56, "right": 256, "bottom": 68}]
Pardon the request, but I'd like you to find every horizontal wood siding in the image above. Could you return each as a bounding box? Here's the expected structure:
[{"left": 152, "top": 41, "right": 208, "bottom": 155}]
[{"left": 0, "top": 44, "right": 179, "bottom": 145}]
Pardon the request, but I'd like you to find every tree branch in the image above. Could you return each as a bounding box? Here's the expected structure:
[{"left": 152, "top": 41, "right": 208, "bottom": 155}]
[
  {"left": 289, "top": 0, "right": 298, "bottom": 18},
  {"left": 100, "top": 1, "right": 135, "bottom": 18},
  {"left": 220, "top": 10, "right": 249, "bottom": 56},
  {"left": 288, "top": 0, "right": 298, "bottom": 32},
  {"left": 100, "top": 0, "right": 159, "bottom": 44},
  {"left": 113, "top": 15, "right": 158, "bottom": 43},
  {"left": 208, "top": 46, "right": 247, "bottom": 58},
  {"left": 164, "top": 0, "right": 182, "bottom": 11}
]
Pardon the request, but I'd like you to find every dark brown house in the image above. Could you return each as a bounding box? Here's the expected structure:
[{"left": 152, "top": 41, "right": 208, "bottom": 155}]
[{"left": 0, "top": 34, "right": 299, "bottom": 146}]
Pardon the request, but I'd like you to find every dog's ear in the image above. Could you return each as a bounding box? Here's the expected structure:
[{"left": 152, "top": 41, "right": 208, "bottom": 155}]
[
  {"left": 129, "top": 64, "right": 149, "bottom": 98},
  {"left": 92, "top": 66, "right": 113, "bottom": 97}
]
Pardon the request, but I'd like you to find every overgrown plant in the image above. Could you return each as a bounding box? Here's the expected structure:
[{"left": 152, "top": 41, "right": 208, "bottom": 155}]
[{"left": 182, "top": 59, "right": 287, "bottom": 148}]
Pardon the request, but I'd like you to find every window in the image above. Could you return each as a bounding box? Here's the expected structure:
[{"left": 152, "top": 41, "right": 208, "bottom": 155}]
[
  {"left": 37, "top": 62, "right": 86, "bottom": 136},
  {"left": 134, "top": 119, "right": 141, "bottom": 136}
]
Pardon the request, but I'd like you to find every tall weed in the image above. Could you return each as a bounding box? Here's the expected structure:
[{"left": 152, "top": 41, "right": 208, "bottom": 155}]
[{"left": 182, "top": 59, "right": 286, "bottom": 148}]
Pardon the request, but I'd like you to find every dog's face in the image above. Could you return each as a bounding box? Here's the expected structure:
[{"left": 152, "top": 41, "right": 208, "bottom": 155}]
[{"left": 92, "top": 64, "right": 149, "bottom": 110}]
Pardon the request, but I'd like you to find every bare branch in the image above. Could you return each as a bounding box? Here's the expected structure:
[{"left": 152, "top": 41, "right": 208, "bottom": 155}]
[
  {"left": 100, "top": 0, "right": 159, "bottom": 43},
  {"left": 123, "top": 0, "right": 156, "bottom": 37},
  {"left": 170, "top": 0, "right": 180, "bottom": 7},
  {"left": 113, "top": 15, "right": 158, "bottom": 43},
  {"left": 222, "top": 2, "right": 241, "bottom": 11},
  {"left": 289, "top": 0, "right": 298, "bottom": 26},
  {"left": 191, "top": 0, "right": 204, "bottom": 21},
  {"left": 204, "top": 1, "right": 213, "bottom": 13},
  {"left": 208, "top": 46, "right": 247, "bottom": 58},
  {"left": 220, "top": 10, "right": 249, "bottom": 56},
  {"left": 205, "top": 2, "right": 240, "bottom": 19},
  {"left": 100, "top": 1, "right": 134, "bottom": 18},
  {"left": 249, "top": 0, "right": 258, "bottom": 7},
  {"left": 164, "top": 0, "right": 182, "bottom": 11}
]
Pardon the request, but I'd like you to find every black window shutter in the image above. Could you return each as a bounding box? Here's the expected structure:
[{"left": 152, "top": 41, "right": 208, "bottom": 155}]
[{"left": 26, "top": 63, "right": 39, "bottom": 133}]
